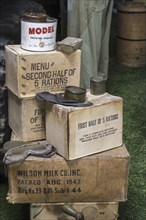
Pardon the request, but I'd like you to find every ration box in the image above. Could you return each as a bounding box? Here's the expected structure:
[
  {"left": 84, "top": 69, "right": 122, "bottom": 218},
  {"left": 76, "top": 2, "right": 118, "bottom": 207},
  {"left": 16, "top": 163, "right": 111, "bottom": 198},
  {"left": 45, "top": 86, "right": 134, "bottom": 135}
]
[
  {"left": 6, "top": 145, "right": 130, "bottom": 203},
  {"left": 8, "top": 90, "right": 45, "bottom": 141},
  {"left": 30, "top": 202, "right": 119, "bottom": 220},
  {"left": 45, "top": 92, "right": 123, "bottom": 160},
  {"left": 5, "top": 45, "right": 81, "bottom": 98}
]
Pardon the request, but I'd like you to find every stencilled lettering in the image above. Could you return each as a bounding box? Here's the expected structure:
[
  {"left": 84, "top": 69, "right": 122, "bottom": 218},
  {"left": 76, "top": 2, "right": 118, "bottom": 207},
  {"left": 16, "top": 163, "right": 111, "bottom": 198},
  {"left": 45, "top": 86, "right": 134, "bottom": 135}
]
[
  {"left": 16, "top": 169, "right": 82, "bottom": 196},
  {"left": 25, "top": 62, "right": 77, "bottom": 89}
]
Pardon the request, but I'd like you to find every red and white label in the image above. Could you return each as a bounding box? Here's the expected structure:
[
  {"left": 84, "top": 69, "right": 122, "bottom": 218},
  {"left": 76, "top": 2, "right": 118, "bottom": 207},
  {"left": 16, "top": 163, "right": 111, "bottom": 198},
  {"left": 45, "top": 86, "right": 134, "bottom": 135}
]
[{"left": 21, "top": 20, "right": 57, "bottom": 51}]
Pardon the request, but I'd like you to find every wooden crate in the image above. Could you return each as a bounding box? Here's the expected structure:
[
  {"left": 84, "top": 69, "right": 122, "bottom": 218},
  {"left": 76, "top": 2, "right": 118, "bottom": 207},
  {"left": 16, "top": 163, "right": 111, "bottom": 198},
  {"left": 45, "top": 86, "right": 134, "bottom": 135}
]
[
  {"left": 6, "top": 145, "right": 130, "bottom": 204},
  {"left": 5, "top": 45, "right": 81, "bottom": 98},
  {"left": 46, "top": 92, "right": 123, "bottom": 160},
  {"left": 30, "top": 202, "right": 119, "bottom": 220},
  {"left": 8, "top": 90, "right": 45, "bottom": 141}
]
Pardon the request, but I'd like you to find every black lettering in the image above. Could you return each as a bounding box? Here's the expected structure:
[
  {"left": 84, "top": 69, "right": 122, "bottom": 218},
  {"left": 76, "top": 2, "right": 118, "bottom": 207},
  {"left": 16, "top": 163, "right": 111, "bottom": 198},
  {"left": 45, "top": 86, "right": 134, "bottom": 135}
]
[
  {"left": 55, "top": 187, "right": 70, "bottom": 193},
  {"left": 25, "top": 71, "right": 52, "bottom": 80},
  {"left": 34, "top": 109, "right": 45, "bottom": 116},
  {"left": 17, "top": 179, "right": 41, "bottom": 185},
  {"left": 88, "top": 120, "right": 97, "bottom": 127},
  {"left": 17, "top": 170, "right": 42, "bottom": 177},
  {"left": 70, "top": 169, "right": 80, "bottom": 176},
  {"left": 106, "top": 114, "right": 119, "bottom": 122},
  {"left": 46, "top": 179, "right": 60, "bottom": 185},
  {"left": 31, "top": 62, "right": 50, "bottom": 71},
  {"left": 44, "top": 170, "right": 59, "bottom": 177},
  {"left": 78, "top": 122, "right": 87, "bottom": 129}
]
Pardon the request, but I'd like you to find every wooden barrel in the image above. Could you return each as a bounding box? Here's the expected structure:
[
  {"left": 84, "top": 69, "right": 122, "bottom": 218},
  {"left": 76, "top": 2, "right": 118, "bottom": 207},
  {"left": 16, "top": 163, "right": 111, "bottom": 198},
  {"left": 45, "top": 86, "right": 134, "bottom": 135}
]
[{"left": 116, "top": 2, "right": 146, "bottom": 67}]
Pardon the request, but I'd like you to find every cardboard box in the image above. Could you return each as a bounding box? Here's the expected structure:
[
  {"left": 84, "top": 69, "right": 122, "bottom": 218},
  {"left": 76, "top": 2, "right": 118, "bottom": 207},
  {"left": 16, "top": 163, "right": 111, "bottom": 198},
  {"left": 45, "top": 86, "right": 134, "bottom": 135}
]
[
  {"left": 10, "top": 131, "right": 20, "bottom": 141},
  {"left": 45, "top": 92, "right": 123, "bottom": 160},
  {"left": 57, "top": 37, "right": 83, "bottom": 54},
  {"left": 30, "top": 202, "right": 119, "bottom": 220},
  {"left": 5, "top": 45, "right": 81, "bottom": 98},
  {"left": 8, "top": 90, "right": 45, "bottom": 141},
  {"left": 6, "top": 145, "right": 130, "bottom": 203}
]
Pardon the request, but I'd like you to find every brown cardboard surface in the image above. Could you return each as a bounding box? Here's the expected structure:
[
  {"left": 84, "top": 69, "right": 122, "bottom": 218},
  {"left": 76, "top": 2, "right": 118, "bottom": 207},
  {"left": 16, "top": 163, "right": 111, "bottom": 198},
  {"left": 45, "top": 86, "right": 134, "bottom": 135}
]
[
  {"left": 8, "top": 91, "right": 45, "bottom": 141},
  {"left": 5, "top": 45, "right": 81, "bottom": 98},
  {"left": 46, "top": 92, "right": 123, "bottom": 159},
  {"left": 7, "top": 145, "right": 130, "bottom": 204}
]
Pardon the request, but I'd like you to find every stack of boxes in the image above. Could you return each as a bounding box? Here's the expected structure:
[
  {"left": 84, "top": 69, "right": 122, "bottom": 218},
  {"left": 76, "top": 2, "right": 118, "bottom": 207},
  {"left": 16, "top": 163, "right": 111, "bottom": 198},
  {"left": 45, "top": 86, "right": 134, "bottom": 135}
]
[
  {"left": 5, "top": 45, "right": 81, "bottom": 142},
  {"left": 5, "top": 44, "right": 130, "bottom": 220}
]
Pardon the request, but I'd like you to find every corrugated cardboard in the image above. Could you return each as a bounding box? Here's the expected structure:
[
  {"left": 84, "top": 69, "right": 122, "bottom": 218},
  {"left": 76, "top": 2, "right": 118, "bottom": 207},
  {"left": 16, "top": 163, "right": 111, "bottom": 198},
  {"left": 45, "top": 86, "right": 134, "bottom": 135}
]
[
  {"left": 46, "top": 92, "right": 123, "bottom": 159},
  {"left": 30, "top": 202, "right": 119, "bottom": 220},
  {"left": 6, "top": 145, "right": 130, "bottom": 204},
  {"left": 5, "top": 45, "right": 81, "bottom": 98}
]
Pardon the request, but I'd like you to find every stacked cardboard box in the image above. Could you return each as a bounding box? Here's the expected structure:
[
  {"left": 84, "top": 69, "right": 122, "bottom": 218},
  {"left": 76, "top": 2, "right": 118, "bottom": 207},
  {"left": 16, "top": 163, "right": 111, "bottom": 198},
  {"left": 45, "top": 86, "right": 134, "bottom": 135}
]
[
  {"left": 30, "top": 202, "right": 120, "bottom": 220},
  {"left": 45, "top": 92, "right": 123, "bottom": 159},
  {"left": 5, "top": 45, "right": 81, "bottom": 141},
  {"left": 5, "top": 44, "right": 130, "bottom": 220}
]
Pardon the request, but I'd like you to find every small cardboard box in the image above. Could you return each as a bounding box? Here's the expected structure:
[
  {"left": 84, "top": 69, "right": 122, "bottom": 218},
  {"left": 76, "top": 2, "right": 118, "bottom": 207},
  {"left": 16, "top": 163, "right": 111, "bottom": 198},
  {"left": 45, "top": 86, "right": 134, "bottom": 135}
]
[
  {"left": 8, "top": 90, "right": 45, "bottom": 141},
  {"left": 45, "top": 92, "right": 123, "bottom": 160},
  {"left": 30, "top": 202, "right": 119, "bottom": 220},
  {"left": 5, "top": 45, "right": 81, "bottom": 98},
  {"left": 6, "top": 145, "right": 130, "bottom": 203},
  {"left": 57, "top": 37, "right": 83, "bottom": 54}
]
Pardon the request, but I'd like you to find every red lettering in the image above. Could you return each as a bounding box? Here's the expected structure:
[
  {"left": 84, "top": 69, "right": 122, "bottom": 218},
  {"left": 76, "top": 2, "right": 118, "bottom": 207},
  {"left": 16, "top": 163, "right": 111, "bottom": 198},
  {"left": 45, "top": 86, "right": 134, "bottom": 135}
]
[
  {"left": 28, "top": 26, "right": 55, "bottom": 35},
  {"left": 36, "top": 28, "right": 41, "bottom": 34},
  {"left": 29, "top": 28, "right": 35, "bottom": 34},
  {"left": 48, "top": 27, "right": 52, "bottom": 33},
  {"left": 49, "top": 26, "right": 54, "bottom": 33},
  {"left": 42, "top": 28, "right": 47, "bottom": 34}
]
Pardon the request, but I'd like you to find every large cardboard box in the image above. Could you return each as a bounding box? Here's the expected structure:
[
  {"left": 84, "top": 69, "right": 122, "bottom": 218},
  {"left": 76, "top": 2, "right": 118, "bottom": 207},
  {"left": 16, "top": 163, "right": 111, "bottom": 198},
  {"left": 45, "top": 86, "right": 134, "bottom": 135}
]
[
  {"left": 8, "top": 90, "right": 45, "bottom": 141},
  {"left": 46, "top": 92, "right": 123, "bottom": 160},
  {"left": 30, "top": 202, "right": 119, "bottom": 220},
  {"left": 6, "top": 145, "right": 130, "bottom": 203},
  {"left": 5, "top": 45, "right": 81, "bottom": 98}
]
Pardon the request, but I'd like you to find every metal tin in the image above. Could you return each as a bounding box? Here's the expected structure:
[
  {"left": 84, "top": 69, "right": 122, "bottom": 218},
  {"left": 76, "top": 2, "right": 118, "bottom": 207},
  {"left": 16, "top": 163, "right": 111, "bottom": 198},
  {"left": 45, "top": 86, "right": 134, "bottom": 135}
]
[
  {"left": 90, "top": 75, "right": 106, "bottom": 95},
  {"left": 21, "top": 12, "right": 57, "bottom": 51},
  {"left": 64, "top": 86, "right": 86, "bottom": 102}
]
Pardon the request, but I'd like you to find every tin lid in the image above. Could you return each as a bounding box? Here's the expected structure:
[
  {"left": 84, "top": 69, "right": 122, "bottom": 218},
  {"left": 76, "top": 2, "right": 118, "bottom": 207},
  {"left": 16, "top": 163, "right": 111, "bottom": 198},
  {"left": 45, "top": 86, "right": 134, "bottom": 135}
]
[
  {"left": 22, "top": 12, "right": 47, "bottom": 22},
  {"left": 64, "top": 86, "right": 86, "bottom": 102}
]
